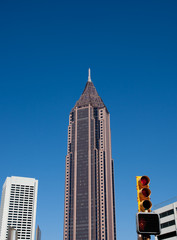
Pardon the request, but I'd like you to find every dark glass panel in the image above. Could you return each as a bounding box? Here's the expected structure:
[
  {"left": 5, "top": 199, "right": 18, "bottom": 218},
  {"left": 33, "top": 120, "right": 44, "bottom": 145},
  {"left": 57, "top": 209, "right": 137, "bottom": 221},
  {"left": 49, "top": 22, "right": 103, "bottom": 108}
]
[{"left": 76, "top": 108, "right": 89, "bottom": 239}]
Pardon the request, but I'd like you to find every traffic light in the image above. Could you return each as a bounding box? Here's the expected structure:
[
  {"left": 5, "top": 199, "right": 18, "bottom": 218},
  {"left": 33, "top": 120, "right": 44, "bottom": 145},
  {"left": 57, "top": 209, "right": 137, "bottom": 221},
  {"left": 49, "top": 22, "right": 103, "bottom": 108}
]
[
  {"left": 136, "top": 176, "right": 152, "bottom": 212},
  {"left": 136, "top": 212, "right": 161, "bottom": 235}
]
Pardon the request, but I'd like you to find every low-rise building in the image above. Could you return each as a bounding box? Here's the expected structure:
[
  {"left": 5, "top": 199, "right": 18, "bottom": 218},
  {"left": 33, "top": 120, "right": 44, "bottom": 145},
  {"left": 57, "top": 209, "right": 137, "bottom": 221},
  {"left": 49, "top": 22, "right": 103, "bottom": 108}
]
[{"left": 153, "top": 199, "right": 177, "bottom": 240}]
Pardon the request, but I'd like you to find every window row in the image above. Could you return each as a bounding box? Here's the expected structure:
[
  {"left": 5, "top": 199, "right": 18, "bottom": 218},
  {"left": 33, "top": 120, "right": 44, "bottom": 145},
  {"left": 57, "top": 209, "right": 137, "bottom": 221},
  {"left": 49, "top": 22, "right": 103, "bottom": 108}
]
[
  {"left": 160, "top": 209, "right": 174, "bottom": 218},
  {"left": 161, "top": 220, "right": 175, "bottom": 229}
]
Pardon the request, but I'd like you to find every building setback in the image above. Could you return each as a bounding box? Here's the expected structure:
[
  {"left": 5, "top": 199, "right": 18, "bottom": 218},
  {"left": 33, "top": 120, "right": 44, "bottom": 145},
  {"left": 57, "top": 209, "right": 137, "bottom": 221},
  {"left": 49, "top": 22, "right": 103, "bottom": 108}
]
[
  {"left": 63, "top": 69, "right": 116, "bottom": 240},
  {"left": 0, "top": 176, "right": 38, "bottom": 240}
]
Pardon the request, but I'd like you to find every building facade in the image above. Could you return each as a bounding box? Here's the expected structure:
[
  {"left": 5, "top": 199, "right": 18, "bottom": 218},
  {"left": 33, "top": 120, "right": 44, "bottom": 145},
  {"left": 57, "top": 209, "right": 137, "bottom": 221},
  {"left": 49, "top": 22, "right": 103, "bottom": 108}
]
[
  {"left": 63, "top": 70, "right": 116, "bottom": 240},
  {"left": 0, "top": 176, "right": 38, "bottom": 240},
  {"left": 154, "top": 200, "right": 177, "bottom": 240}
]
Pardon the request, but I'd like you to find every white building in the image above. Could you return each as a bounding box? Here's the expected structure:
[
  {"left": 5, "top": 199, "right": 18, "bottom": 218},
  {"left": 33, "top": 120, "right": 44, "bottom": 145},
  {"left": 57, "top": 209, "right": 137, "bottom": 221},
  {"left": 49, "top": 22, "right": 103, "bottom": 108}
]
[
  {"left": 154, "top": 199, "right": 177, "bottom": 240},
  {"left": 0, "top": 176, "right": 38, "bottom": 240}
]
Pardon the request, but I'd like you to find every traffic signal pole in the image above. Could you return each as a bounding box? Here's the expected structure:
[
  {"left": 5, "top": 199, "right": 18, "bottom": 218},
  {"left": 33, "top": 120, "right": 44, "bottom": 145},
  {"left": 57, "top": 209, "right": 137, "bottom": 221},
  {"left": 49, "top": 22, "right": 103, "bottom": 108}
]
[
  {"left": 136, "top": 176, "right": 152, "bottom": 240},
  {"left": 138, "top": 235, "right": 150, "bottom": 240},
  {"left": 137, "top": 216, "right": 151, "bottom": 239},
  {"left": 136, "top": 176, "right": 161, "bottom": 240},
  {"left": 138, "top": 234, "right": 151, "bottom": 240},
  {"left": 136, "top": 176, "right": 151, "bottom": 240}
]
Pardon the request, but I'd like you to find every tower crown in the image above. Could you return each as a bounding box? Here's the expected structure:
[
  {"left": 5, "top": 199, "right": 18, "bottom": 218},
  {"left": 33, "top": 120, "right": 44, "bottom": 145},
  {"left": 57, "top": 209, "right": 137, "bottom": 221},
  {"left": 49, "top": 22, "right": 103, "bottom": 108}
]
[{"left": 73, "top": 69, "right": 105, "bottom": 110}]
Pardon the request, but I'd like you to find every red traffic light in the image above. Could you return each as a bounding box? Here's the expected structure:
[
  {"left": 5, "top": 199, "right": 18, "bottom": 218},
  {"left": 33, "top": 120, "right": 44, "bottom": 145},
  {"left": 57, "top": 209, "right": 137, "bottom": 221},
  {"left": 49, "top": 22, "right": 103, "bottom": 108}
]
[
  {"left": 136, "top": 176, "right": 152, "bottom": 212},
  {"left": 136, "top": 212, "right": 161, "bottom": 235},
  {"left": 142, "top": 188, "right": 150, "bottom": 198},
  {"left": 140, "top": 176, "right": 150, "bottom": 187}
]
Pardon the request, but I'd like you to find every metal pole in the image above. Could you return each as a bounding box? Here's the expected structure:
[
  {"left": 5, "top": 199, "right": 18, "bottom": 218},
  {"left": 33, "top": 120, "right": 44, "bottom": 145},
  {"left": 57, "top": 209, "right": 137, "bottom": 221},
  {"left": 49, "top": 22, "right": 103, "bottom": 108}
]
[
  {"left": 138, "top": 234, "right": 143, "bottom": 240},
  {"left": 143, "top": 210, "right": 151, "bottom": 240},
  {"left": 8, "top": 226, "right": 18, "bottom": 240},
  {"left": 137, "top": 235, "right": 151, "bottom": 240},
  {"left": 145, "top": 237, "right": 151, "bottom": 240}
]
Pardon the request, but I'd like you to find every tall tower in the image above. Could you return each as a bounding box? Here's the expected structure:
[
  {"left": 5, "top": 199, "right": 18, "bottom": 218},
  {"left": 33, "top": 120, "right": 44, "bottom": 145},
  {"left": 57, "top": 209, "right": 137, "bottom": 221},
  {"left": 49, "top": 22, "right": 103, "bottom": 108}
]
[
  {"left": 36, "top": 225, "right": 41, "bottom": 240},
  {"left": 63, "top": 70, "right": 116, "bottom": 240},
  {"left": 0, "top": 176, "right": 38, "bottom": 240}
]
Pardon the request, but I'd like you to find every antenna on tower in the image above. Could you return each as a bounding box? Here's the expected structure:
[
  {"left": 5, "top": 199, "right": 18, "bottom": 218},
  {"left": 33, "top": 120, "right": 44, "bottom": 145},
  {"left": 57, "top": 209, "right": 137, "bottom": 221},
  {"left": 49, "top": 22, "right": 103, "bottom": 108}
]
[{"left": 88, "top": 68, "right": 91, "bottom": 82}]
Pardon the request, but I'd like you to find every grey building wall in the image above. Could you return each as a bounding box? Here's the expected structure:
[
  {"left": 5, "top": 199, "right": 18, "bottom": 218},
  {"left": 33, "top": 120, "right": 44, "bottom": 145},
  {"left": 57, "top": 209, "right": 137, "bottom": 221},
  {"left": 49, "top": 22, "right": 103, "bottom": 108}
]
[{"left": 154, "top": 201, "right": 177, "bottom": 240}]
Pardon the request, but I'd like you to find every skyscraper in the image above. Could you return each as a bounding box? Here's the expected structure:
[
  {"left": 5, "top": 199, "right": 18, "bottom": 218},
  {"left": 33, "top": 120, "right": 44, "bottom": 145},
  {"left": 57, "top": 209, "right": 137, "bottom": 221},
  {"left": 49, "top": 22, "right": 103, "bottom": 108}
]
[
  {"left": 0, "top": 176, "right": 38, "bottom": 240},
  {"left": 63, "top": 69, "right": 116, "bottom": 240},
  {"left": 36, "top": 225, "right": 41, "bottom": 240}
]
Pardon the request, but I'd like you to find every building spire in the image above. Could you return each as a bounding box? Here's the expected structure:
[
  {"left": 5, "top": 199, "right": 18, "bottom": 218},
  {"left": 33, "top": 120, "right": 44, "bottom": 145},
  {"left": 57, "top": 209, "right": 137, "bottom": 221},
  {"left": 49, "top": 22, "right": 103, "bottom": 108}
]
[
  {"left": 73, "top": 69, "right": 106, "bottom": 110},
  {"left": 88, "top": 68, "right": 91, "bottom": 82}
]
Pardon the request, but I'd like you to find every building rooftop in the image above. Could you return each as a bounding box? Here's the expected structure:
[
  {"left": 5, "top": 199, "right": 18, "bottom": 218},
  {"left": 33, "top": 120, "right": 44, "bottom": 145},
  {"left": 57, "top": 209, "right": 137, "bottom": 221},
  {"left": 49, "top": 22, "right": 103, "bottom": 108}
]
[{"left": 153, "top": 196, "right": 177, "bottom": 210}]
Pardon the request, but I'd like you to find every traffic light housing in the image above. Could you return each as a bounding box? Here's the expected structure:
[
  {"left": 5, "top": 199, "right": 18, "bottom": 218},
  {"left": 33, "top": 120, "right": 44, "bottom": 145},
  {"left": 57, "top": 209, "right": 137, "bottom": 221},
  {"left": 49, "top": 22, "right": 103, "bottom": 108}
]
[
  {"left": 136, "top": 212, "right": 161, "bottom": 235},
  {"left": 136, "top": 176, "right": 152, "bottom": 212}
]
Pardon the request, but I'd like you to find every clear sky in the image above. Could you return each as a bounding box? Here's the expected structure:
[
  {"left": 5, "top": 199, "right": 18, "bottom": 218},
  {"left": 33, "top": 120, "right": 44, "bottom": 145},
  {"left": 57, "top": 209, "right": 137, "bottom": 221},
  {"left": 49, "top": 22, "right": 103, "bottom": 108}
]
[{"left": 0, "top": 0, "right": 177, "bottom": 239}]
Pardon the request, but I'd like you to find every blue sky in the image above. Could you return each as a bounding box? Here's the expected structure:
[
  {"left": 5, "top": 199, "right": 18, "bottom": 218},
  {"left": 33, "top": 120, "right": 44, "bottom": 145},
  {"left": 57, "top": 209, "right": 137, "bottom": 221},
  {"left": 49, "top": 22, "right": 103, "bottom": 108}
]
[{"left": 0, "top": 0, "right": 177, "bottom": 239}]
